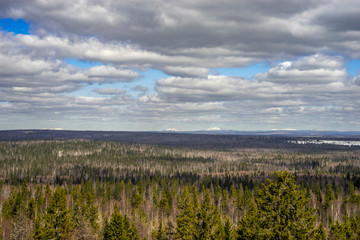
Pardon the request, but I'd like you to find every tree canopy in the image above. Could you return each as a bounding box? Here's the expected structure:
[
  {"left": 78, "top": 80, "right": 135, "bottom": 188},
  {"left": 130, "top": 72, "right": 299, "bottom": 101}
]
[{"left": 238, "top": 171, "right": 318, "bottom": 240}]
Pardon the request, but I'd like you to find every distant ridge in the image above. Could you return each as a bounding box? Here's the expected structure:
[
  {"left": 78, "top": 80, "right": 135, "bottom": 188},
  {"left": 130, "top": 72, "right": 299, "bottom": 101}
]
[
  {"left": 178, "top": 130, "right": 360, "bottom": 137},
  {"left": 0, "top": 129, "right": 359, "bottom": 150}
]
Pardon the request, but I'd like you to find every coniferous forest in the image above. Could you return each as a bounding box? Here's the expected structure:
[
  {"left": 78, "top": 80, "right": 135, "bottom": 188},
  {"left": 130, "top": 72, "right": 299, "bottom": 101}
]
[{"left": 1, "top": 134, "right": 360, "bottom": 239}]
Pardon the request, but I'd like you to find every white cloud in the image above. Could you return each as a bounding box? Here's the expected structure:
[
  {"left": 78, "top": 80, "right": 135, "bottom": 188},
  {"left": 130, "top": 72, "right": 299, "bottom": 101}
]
[
  {"left": 156, "top": 75, "right": 278, "bottom": 102},
  {"left": 256, "top": 54, "right": 348, "bottom": 84},
  {"left": 1, "top": 1, "right": 360, "bottom": 130},
  {"left": 86, "top": 66, "right": 139, "bottom": 83}
]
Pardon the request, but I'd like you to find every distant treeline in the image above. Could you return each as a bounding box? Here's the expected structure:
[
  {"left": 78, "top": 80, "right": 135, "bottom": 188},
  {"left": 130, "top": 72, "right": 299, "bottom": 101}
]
[{"left": 1, "top": 130, "right": 360, "bottom": 151}]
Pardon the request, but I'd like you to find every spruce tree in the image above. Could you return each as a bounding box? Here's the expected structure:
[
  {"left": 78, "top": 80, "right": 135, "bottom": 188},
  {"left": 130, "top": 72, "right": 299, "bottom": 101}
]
[
  {"left": 152, "top": 222, "right": 166, "bottom": 240},
  {"left": 176, "top": 186, "right": 195, "bottom": 240},
  {"left": 42, "top": 187, "right": 72, "bottom": 240},
  {"left": 195, "top": 190, "right": 220, "bottom": 239},
  {"left": 103, "top": 205, "right": 139, "bottom": 240},
  {"left": 237, "top": 171, "right": 317, "bottom": 240},
  {"left": 33, "top": 216, "right": 46, "bottom": 240},
  {"left": 314, "top": 223, "right": 326, "bottom": 240},
  {"left": 224, "top": 217, "right": 234, "bottom": 240}
]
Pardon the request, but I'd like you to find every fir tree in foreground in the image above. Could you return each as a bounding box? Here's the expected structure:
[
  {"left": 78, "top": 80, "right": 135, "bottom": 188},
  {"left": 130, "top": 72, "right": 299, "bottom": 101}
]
[
  {"left": 237, "top": 171, "right": 320, "bottom": 240},
  {"left": 103, "top": 205, "right": 139, "bottom": 240},
  {"left": 176, "top": 186, "right": 195, "bottom": 240}
]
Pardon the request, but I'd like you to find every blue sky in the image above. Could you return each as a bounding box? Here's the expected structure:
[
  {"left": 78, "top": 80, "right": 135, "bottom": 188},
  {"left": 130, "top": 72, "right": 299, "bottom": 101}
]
[
  {"left": 0, "top": 1, "right": 360, "bottom": 131},
  {"left": 0, "top": 18, "right": 29, "bottom": 34}
]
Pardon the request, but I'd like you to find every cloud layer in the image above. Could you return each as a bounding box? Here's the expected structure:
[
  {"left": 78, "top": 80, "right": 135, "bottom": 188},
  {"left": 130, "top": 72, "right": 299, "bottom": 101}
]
[{"left": 0, "top": 0, "right": 360, "bottom": 130}]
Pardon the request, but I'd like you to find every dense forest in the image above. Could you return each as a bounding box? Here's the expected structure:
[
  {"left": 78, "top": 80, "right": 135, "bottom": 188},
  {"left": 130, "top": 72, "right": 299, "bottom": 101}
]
[{"left": 1, "top": 138, "right": 360, "bottom": 239}]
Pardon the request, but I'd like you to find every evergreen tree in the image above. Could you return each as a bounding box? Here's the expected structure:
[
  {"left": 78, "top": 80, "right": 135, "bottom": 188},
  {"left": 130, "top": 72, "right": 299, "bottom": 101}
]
[
  {"left": 328, "top": 221, "right": 346, "bottom": 240},
  {"left": 27, "top": 197, "right": 36, "bottom": 220},
  {"left": 237, "top": 171, "right": 317, "bottom": 240},
  {"left": 152, "top": 222, "right": 166, "bottom": 240},
  {"left": 176, "top": 186, "right": 195, "bottom": 240},
  {"left": 314, "top": 223, "right": 326, "bottom": 240},
  {"left": 103, "top": 205, "right": 139, "bottom": 240},
  {"left": 42, "top": 187, "right": 72, "bottom": 240},
  {"left": 237, "top": 199, "right": 259, "bottom": 239},
  {"left": 2, "top": 187, "right": 23, "bottom": 219},
  {"left": 313, "top": 183, "right": 322, "bottom": 204},
  {"left": 165, "top": 221, "right": 176, "bottom": 240},
  {"left": 84, "top": 191, "right": 99, "bottom": 231},
  {"left": 33, "top": 216, "right": 46, "bottom": 240},
  {"left": 195, "top": 190, "right": 220, "bottom": 239},
  {"left": 324, "top": 183, "right": 334, "bottom": 209},
  {"left": 224, "top": 217, "right": 234, "bottom": 240},
  {"left": 104, "top": 208, "right": 127, "bottom": 240}
]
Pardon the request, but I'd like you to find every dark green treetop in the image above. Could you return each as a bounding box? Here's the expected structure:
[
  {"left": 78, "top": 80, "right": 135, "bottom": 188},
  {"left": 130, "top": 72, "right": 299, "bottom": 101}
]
[{"left": 238, "top": 171, "right": 318, "bottom": 240}]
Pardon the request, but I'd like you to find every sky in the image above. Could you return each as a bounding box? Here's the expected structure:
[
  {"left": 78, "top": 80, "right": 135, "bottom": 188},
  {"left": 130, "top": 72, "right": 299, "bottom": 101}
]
[{"left": 0, "top": 0, "right": 360, "bottom": 131}]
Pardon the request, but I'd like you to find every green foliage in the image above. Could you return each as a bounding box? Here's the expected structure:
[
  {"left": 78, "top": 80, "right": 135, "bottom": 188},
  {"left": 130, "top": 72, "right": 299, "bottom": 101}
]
[
  {"left": 313, "top": 183, "right": 322, "bottom": 204},
  {"left": 314, "top": 223, "right": 326, "bottom": 240},
  {"left": 33, "top": 216, "right": 46, "bottom": 240},
  {"left": 224, "top": 217, "right": 234, "bottom": 240},
  {"left": 42, "top": 187, "right": 72, "bottom": 240},
  {"left": 195, "top": 190, "right": 220, "bottom": 239},
  {"left": 152, "top": 222, "right": 166, "bottom": 240},
  {"left": 176, "top": 186, "right": 195, "bottom": 240},
  {"left": 237, "top": 171, "right": 317, "bottom": 240},
  {"left": 131, "top": 190, "right": 143, "bottom": 209},
  {"left": 103, "top": 206, "right": 139, "bottom": 240},
  {"left": 324, "top": 183, "right": 334, "bottom": 209},
  {"left": 2, "top": 187, "right": 23, "bottom": 219}
]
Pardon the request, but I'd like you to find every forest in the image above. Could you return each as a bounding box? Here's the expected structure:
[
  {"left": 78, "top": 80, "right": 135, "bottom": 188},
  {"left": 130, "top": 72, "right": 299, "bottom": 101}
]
[{"left": 1, "top": 135, "right": 360, "bottom": 239}]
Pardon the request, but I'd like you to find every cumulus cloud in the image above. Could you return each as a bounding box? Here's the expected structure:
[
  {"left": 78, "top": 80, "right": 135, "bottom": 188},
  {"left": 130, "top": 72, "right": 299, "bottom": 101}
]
[
  {"left": 156, "top": 75, "right": 278, "bottom": 102},
  {"left": 85, "top": 66, "right": 139, "bottom": 83},
  {"left": 255, "top": 54, "right": 348, "bottom": 84},
  {"left": 0, "top": 34, "right": 139, "bottom": 90},
  {"left": 151, "top": 54, "right": 359, "bottom": 129},
  {"left": 1, "top": 0, "right": 360, "bottom": 130},
  {"left": 3, "top": 0, "right": 359, "bottom": 58},
  {"left": 162, "top": 66, "right": 209, "bottom": 77},
  {"left": 354, "top": 76, "right": 360, "bottom": 86}
]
